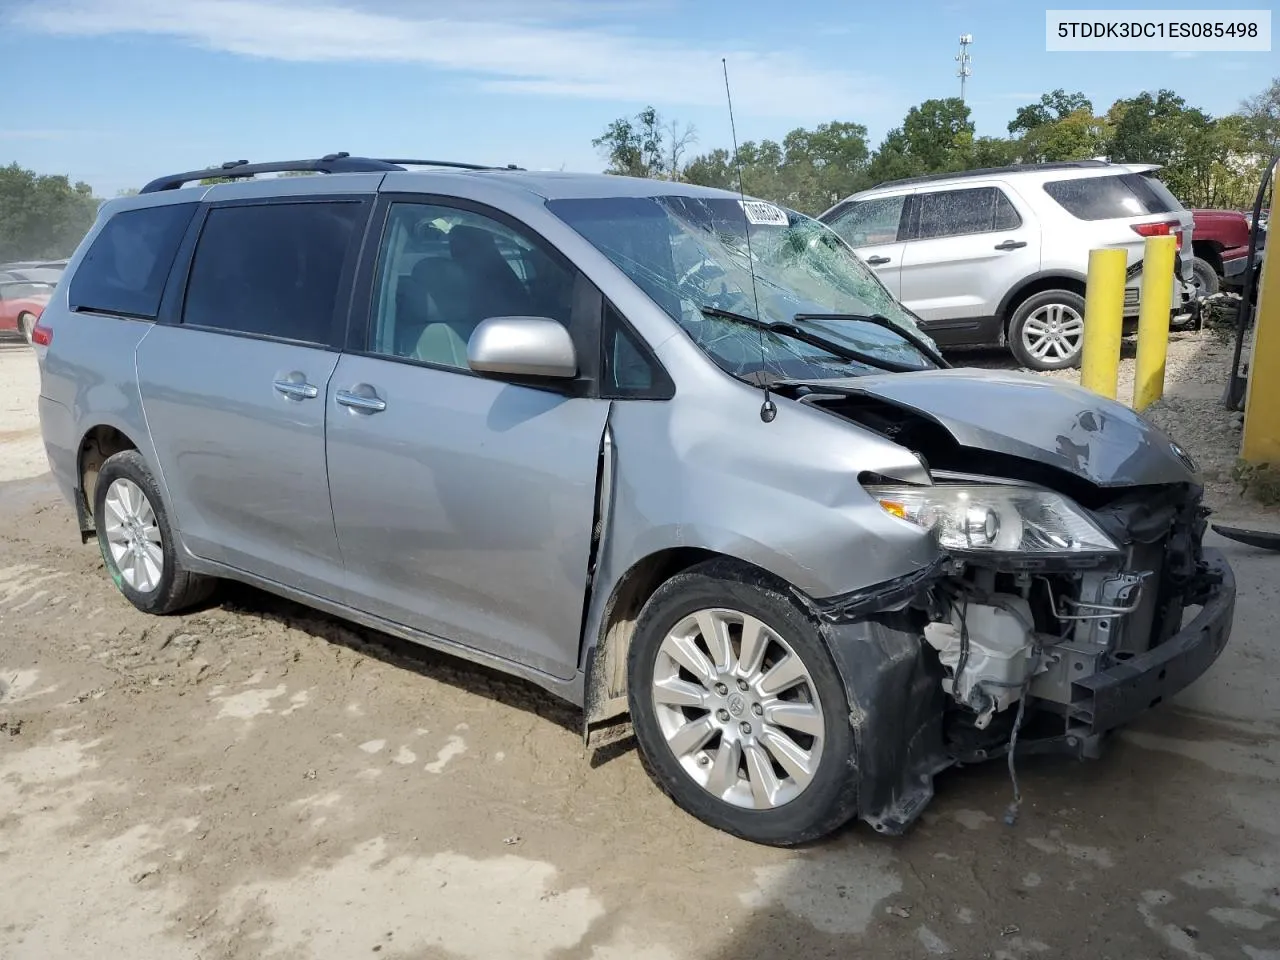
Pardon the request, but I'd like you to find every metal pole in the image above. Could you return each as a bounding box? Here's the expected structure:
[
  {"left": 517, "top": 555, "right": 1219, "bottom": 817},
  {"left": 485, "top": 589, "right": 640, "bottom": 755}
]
[
  {"left": 1080, "top": 248, "right": 1127, "bottom": 398},
  {"left": 1133, "top": 235, "right": 1177, "bottom": 411},
  {"left": 956, "top": 35, "right": 973, "bottom": 103},
  {"left": 1241, "top": 219, "right": 1280, "bottom": 462}
]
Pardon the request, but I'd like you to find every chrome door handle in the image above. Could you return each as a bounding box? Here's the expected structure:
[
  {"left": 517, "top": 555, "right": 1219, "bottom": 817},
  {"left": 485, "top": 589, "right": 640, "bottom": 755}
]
[
  {"left": 273, "top": 379, "right": 319, "bottom": 400},
  {"left": 335, "top": 389, "right": 387, "bottom": 413},
  {"left": 866, "top": 255, "right": 891, "bottom": 265},
  {"left": 994, "top": 239, "right": 1027, "bottom": 250}
]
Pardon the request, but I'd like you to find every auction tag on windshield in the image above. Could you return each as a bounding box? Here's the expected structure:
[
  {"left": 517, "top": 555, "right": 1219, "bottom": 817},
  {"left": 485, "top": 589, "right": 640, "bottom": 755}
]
[{"left": 739, "top": 200, "right": 788, "bottom": 226}]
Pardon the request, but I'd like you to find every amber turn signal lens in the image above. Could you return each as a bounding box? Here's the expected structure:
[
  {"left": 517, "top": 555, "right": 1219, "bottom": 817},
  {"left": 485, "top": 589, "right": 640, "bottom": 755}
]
[{"left": 878, "top": 499, "right": 907, "bottom": 519}]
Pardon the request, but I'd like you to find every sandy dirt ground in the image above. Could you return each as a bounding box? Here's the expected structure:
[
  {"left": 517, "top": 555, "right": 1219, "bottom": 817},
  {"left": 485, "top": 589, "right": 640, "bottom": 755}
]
[{"left": 2, "top": 331, "right": 1279, "bottom": 960}]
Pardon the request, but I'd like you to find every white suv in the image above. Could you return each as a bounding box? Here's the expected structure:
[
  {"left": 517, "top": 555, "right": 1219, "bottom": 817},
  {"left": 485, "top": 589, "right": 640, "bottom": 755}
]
[{"left": 819, "top": 161, "right": 1196, "bottom": 370}]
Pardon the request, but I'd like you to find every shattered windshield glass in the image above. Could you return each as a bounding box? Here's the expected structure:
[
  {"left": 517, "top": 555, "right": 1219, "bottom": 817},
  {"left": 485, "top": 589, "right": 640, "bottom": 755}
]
[{"left": 547, "top": 194, "right": 938, "bottom": 381}]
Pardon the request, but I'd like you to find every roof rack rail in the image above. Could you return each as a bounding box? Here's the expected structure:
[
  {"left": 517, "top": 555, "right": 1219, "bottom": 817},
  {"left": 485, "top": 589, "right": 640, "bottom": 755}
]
[
  {"left": 139, "top": 153, "right": 523, "bottom": 194},
  {"left": 875, "top": 159, "right": 1113, "bottom": 190},
  {"left": 377, "top": 158, "right": 524, "bottom": 171}
]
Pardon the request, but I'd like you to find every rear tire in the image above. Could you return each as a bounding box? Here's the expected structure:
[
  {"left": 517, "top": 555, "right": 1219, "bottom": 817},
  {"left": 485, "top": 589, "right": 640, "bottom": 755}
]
[
  {"left": 93, "top": 450, "right": 215, "bottom": 615},
  {"left": 17, "top": 312, "right": 36, "bottom": 344},
  {"left": 627, "top": 559, "right": 859, "bottom": 846},
  {"left": 1008, "top": 289, "right": 1087, "bottom": 371},
  {"left": 1190, "top": 256, "right": 1220, "bottom": 297}
]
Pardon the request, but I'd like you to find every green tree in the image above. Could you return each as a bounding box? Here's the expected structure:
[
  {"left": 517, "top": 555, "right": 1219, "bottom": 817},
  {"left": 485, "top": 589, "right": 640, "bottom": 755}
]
[
  {"left": 1109, "top": 90, "right": 1194, "bottom": 167},
  {"left": 1008, "top": 89, "right": 1094, "bottom": 135},
  {"left": 1019, "top": 108, "right": 1110, "bottom": 162},
  {"left": 900, "top": 97, "right": 974, "bottom": 173},
  {"left": 864, "top": 128, "right": 923, "bottom": 185},
  {"left": 1239, "top": 75, "right": 1280, "bottom": 155},
  {"left": 0, "top": 163, "right": 99, "bottom": 262},
  {"left": 1106, "top": 90, "right": 1259, "bottom": 207},
  {"left": 682, "top": 121, "right": 872, "bottom": 214},
  {"left": 966, "top": 135, "right": 1022, "bottom": 168},
  {"left": 683, "top": 148, "right": 735, "bottom": 191},
  {"left": 779, "top": 121, "right": 871, "bottom": 211},
  {"left": 592, "top": 106, "right": 697, "bottom": 179}
]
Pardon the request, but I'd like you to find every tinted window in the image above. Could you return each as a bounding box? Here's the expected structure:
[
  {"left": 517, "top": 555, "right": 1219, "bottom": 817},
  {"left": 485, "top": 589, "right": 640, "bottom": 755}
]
[
  {"left": 601, "top": 304, "right": 672, "bottom": 398},
  {"left": 368, "top": 202, "right": 575, "bottom": 369},
  {"left": 182, "top": 202, "right": 362, "bottom": 343},
  {"left": 914, "top": 187, "right": 1023, "bottom": 240},
  {"left": 826, "top": 195, "right": 907, "bottom": 247},
  {"left": 1043, "top": 173, "right": 1180, "bottom": 221},
  {"left": 68, "top": 203, "right": 196, "bottom": 318}
]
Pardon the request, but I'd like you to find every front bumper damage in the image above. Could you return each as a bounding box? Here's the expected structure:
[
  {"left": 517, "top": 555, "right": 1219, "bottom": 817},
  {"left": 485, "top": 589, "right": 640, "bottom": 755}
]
[
  {"left": 1072, "top": 550, "right": 1233, "bottom": 734},
  {"left": 805, "top": 520, "right": 1236, "bottom": 837}
]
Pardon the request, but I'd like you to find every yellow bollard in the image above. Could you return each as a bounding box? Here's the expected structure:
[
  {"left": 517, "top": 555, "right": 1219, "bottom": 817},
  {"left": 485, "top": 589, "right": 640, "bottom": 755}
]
[
  {"left": 1079, "top": 247, "right": 1128, "bottom": 398},
  {"left": 1133, "top": 234, "right": 1177, "bottom": 411},
  {"left": 1241, "top": 227, "right": 1280, "bottom": 463}
]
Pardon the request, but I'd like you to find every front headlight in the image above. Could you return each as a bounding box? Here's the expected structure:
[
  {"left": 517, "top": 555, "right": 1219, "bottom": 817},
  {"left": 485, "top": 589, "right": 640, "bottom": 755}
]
[{"left": 864, "top": 483, "right": 1119, "bottom": 556}]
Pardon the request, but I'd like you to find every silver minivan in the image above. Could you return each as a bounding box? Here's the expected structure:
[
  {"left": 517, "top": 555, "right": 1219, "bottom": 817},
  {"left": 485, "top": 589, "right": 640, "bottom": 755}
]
[{"left": 35, "top": 156, "right": 1235, "bottom": 846}]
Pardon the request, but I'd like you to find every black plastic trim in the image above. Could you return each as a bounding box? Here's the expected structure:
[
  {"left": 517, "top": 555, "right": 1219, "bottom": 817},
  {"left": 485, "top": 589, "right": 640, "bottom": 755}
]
[{"left": 805, "top": 557, "right": 948, "bottom": 622}]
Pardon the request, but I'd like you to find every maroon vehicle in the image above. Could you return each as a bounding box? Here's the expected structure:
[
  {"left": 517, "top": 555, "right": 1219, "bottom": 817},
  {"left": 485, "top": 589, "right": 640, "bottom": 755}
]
[
  {"left": 0, "top": 279, "right": 52, "bottom": 343},
  {"left": 1190, "top": 208, "right": 1259, "bottom": 295}
]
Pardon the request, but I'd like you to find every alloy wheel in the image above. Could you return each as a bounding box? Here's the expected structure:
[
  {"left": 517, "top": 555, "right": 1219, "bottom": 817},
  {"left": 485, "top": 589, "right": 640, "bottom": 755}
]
[
  {"left": 1021, "top": 303, "right": 1084, "bottom": 363},
  {"left": 650, "top": 608, "right": 825, "bottom": 810},
  {"left": 102, "top": 478, "right": 164, "bottom": 593}
]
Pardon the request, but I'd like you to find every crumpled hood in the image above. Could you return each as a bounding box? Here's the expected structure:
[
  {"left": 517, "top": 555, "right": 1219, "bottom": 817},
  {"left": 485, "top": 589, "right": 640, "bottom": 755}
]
[{"left": 820, "top": 367, "right": 1199, "bottom": 488}]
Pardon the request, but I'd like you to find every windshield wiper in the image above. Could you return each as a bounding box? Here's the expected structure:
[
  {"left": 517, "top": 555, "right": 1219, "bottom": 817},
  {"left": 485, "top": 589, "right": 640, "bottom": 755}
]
[
  {"left": 698, "top": 306, "right": 931, "bottom": 375},
  {"left": 792, "top": 312, "right": 949, "bottom": 368}
]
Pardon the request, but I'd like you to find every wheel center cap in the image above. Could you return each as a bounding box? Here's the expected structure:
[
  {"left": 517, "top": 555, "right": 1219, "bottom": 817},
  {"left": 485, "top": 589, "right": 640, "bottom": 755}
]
[{"left": 726, "top": 693, "right": 746, "bottom": 717}]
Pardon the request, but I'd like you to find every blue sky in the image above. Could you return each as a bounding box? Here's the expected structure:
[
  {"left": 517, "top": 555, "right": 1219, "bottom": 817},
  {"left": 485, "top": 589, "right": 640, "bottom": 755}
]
[{"left": 2, "top": 0, "right": 1274, "bottom": 197}]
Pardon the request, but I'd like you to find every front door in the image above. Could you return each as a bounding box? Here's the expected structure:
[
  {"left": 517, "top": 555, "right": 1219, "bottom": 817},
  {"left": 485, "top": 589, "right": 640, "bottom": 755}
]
[
  {"left": 136, "top": 196, "right": 368, "bottom": 596},
  {"left": 325, "top": 198, "right": 610, "bottom": 679},
  {"left": 897, "top": 184, "right": 1041, "bottom": 338}
]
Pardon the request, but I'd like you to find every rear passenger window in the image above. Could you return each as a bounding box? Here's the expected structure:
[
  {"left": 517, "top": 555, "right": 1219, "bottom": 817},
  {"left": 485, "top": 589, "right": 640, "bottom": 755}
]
[
  {"left": 1043, "top": 174, "right": 1180, "bottom": 221},
  {"left": 182, "top": 201, "right": 363, "bottom": 344},
  {"left": 914, "top": 187, "right": 1023, "bottom": 240},
  {"left": 68, "top": 203, "right": 196, "bottom": 318}
]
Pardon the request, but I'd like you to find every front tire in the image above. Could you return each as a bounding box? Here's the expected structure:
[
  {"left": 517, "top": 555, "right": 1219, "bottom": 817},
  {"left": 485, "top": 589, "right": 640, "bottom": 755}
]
[
  {"left": 93, "top": 450, "right": 215, "bottom": 614},
  {"left": 18, "top": 312, "right": 36, "bottom": 344},
  {"left": 1008, "top": 289, "right": 1087, "bottom": 371},
  {"left": 627, "top": 560, "right": 858, "bottom": 846}
]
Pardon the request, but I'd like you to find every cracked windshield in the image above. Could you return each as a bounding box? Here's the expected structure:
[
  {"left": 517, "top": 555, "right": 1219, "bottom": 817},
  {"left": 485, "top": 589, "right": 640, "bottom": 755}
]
[{"left": 547, "top": 195, "right": 938, "bottom": 381}]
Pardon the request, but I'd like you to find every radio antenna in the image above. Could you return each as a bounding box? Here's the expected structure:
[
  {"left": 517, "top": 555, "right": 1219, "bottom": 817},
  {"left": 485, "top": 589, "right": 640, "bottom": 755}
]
[{"left": 722, "top": 57, "right": 776, "bottom": 424}]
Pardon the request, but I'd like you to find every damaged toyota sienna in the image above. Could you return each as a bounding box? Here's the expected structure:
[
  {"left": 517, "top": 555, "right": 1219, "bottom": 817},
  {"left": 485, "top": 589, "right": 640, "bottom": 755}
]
[{"left": 34, "top": 157, "right": 1236, "bottom": 846}]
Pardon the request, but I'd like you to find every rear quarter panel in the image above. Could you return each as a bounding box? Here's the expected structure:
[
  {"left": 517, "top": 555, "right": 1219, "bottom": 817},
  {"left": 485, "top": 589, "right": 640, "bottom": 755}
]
[{"left": 38, "top": 307, "right": 167, "bottom": 518}]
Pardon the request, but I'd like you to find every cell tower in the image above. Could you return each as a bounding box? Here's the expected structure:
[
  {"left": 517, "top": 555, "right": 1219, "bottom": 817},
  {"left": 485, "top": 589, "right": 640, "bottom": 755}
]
[{"left": 956, "top": 34, "right": 973, "bottom": 102}]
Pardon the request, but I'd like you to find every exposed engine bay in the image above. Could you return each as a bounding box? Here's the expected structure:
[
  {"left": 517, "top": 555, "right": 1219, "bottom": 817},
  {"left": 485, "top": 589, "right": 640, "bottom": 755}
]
[{"left": 782, "top": 377, "right": 1236, "bottom": 833}]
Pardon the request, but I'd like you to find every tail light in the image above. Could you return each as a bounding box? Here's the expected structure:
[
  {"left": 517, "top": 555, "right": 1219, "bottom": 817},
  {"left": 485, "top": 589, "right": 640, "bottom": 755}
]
[
  {"left": 31, "top": 321, "right": 53, "bottom": 346},
  {"left": 1132, "top": 219, "right": 1183, "bottom": 250}
]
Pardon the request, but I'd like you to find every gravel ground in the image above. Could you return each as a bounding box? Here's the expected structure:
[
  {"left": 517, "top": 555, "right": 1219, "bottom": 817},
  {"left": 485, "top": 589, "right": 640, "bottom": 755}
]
[{"left": 1, "top": 332, "right": 1278, "bottom": 960}]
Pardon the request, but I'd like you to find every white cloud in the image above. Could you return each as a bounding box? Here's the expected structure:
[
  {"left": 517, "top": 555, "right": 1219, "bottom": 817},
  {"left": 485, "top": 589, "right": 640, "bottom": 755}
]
[{"left": 10, "top": 0, "right": 886, "bottom": 119}]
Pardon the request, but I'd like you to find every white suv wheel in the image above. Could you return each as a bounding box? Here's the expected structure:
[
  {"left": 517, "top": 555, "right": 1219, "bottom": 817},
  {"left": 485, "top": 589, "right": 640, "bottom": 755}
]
[{"left": 1009, "top": 290, "right": 1088, "bottom": 371}]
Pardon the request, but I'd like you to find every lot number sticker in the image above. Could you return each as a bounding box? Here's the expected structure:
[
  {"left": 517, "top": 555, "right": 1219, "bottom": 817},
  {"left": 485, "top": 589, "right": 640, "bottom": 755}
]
[{"left": 739, "top": 200, "right": 789, "bottom": 226}]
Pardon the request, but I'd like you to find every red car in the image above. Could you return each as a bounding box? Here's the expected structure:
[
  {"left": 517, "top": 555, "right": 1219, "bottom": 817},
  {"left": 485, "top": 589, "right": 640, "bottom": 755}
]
[
  {"left": 1190, "top": 208, "right": 1259, "bottom": 295},
  {"left": 0, "top": 279, "right": 53, "bottom": 342}
]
